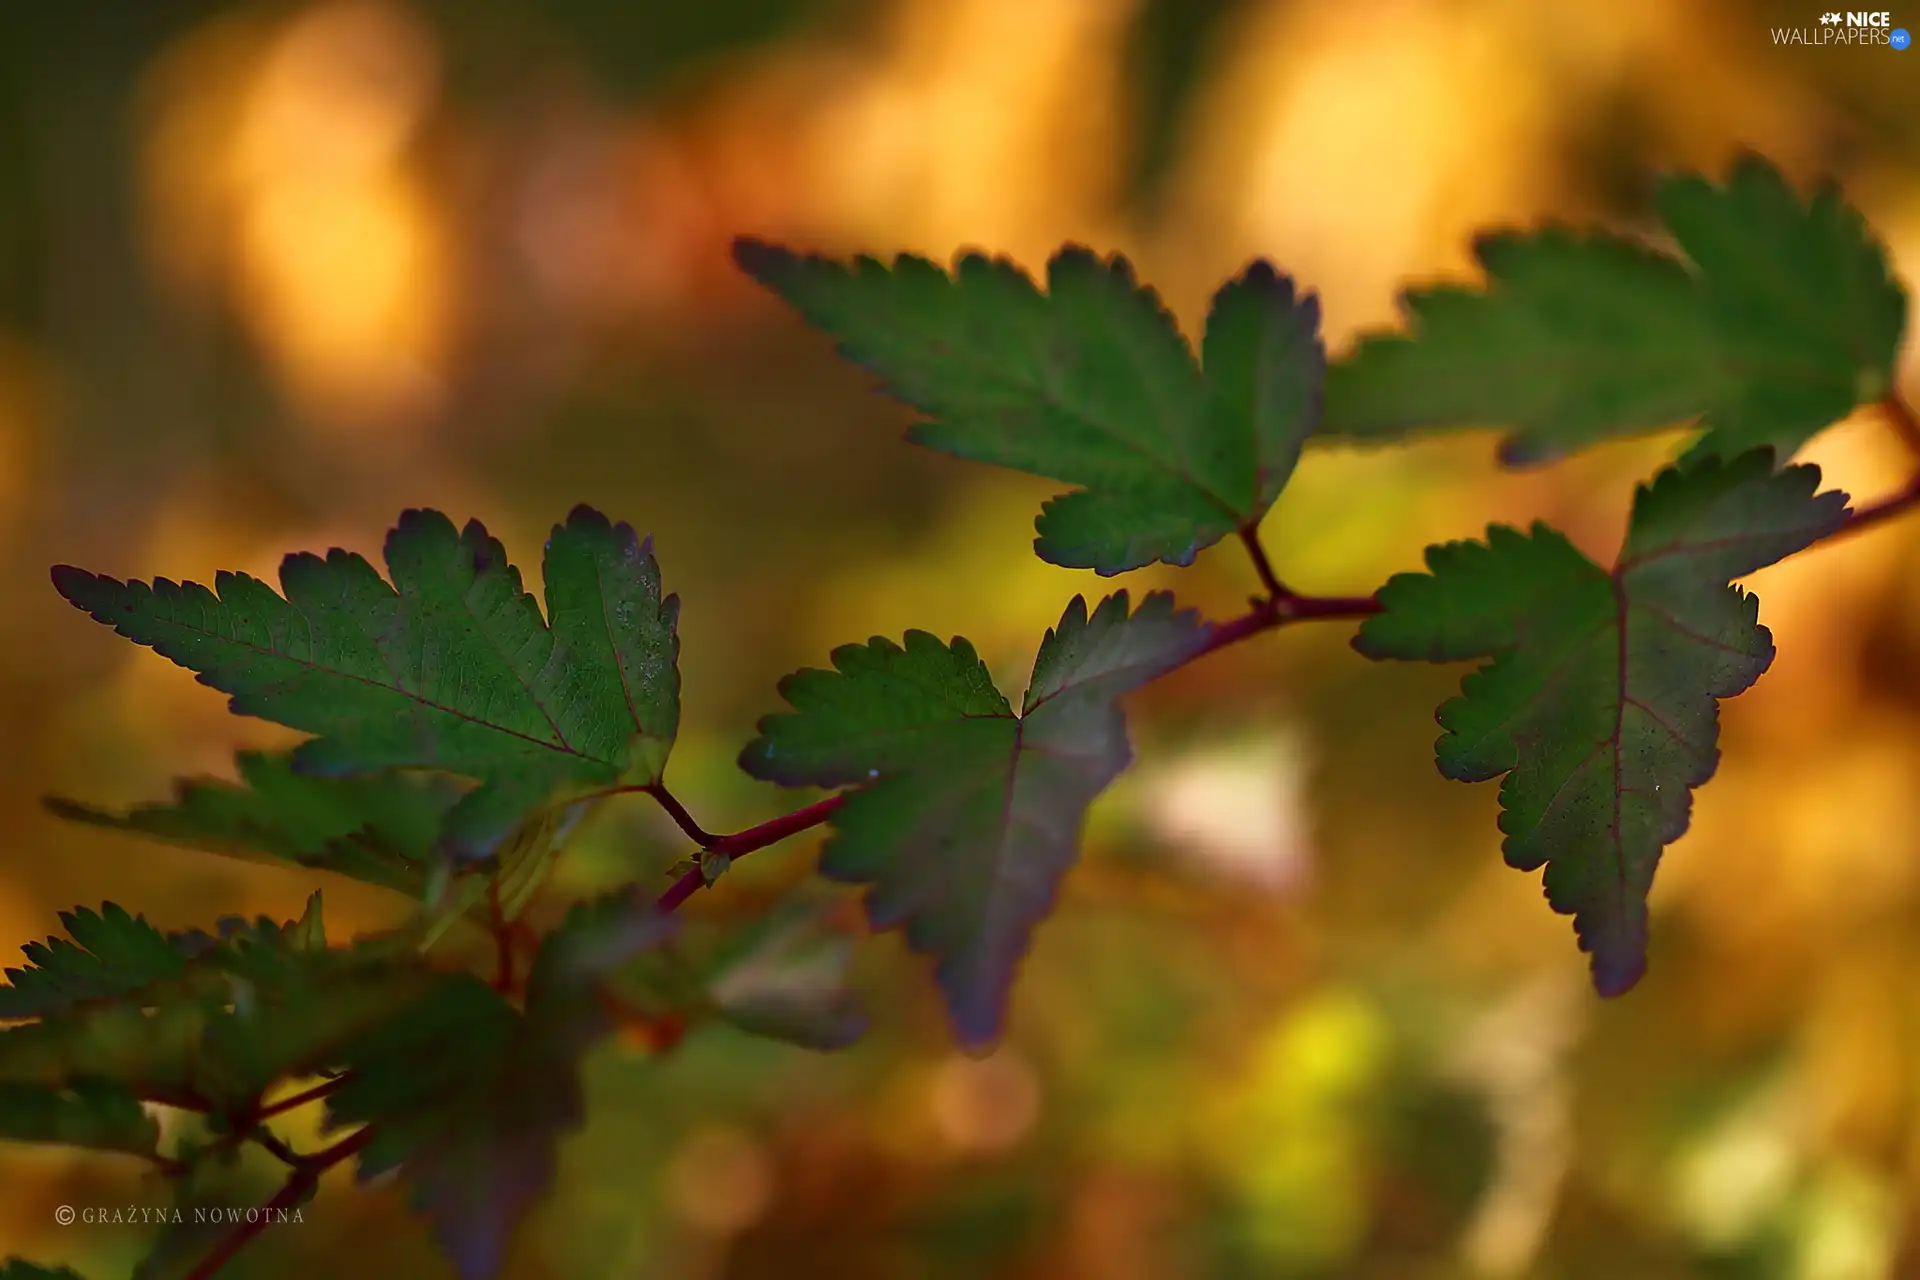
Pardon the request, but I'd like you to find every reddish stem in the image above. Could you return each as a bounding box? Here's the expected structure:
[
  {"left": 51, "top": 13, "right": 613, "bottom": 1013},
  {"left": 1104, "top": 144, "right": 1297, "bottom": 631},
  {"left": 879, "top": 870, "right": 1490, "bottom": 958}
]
[
  {"left": 1195, "top": 592, "right": 1382, "bottom": 658},
  {"left": 643, "top": 783, "right": 718, "bottom": 845},
  {"left": 255, "top": 1078, "right": 344, "bottom": 1123},
  {"left": 1238, "top": 525, "right": 1287, "bottom": 599},
  {"left": 655, "top": 795, "right": 848, "bottom": 913},
  {"left": 181, "top": 1127, "right": 371, "bottom": 1280}
]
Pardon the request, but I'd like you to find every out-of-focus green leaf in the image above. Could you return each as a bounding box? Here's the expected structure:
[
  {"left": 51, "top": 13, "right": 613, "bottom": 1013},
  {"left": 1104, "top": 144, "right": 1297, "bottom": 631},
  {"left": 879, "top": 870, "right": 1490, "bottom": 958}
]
[
  {"left": 0, "top": 1078, "right": 159, "bottom": 1157},
  {"left": 741, "top": 590, "right": 1209, "bottom": 1047},
  {"left": 0, "top": 892, "right": 448, "bottom": 1113},
  {"left": 52, "top": 505, "right": 681, "bottom": 860},
  {"left": 706, "top": 897, "right": 867, "bottom": 1050},
  {"left": 45, "top": 751, "right": 463, "bottom": 896},
  {"left": 329, "top": 890, "right": 674, "bottom": 1280},
  {"left": 0, "top": 903, "right": 191, "bottom": 1019},
  {"left": 1323, "top": 153, "right": 1906, "bottom": 465},
  {"left": 1354, "top": 450, "right": 1848, "bottom": 991}
]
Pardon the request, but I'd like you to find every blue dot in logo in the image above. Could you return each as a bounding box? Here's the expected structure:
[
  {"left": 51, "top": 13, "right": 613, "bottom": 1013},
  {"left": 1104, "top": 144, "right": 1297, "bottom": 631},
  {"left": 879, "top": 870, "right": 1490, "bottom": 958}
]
[{"left": 1892, "top": 26, "right": 1912, "bottom": 49}]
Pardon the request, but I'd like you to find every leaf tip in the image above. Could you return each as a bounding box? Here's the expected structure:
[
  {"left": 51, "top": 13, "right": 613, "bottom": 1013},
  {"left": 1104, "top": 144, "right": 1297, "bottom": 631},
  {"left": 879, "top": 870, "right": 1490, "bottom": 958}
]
[
  {"left": 1591, "top": 951, "right": 1647, "bottom": 998},
  {"left": 732, "top": 236, "right": 794, "bottom": 283}
]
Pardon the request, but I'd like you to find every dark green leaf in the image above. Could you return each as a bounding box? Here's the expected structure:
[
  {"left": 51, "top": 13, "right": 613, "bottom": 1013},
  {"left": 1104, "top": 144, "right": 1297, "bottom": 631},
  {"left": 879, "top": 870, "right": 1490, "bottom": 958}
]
[
  {"left": 52, "top": 505, "right": 681, "bottom": 860},
  {"left": 0, "top": 1079, "right": 159, "bottom": 1157},
  {"left": 46, "top": 751, "right": 462, "bottom": 896},
  {"left": 1354, "top": 449, "right": 1849, "bottom": 992},
  {"left": 0, "top": 903, "right": 186, "bottom": 1018},
  {"left": 1322, "top": 153, "right": 1906, "bottom": 465},
  {"left": 329, "top": 891, "right": 673, "bottom": 1280},
  {"left": 740, "top": 590, "right": 1208, "bottom": 1047},
  {"left": 734, "top": 240, "right": 1323, "bottom": 575}
]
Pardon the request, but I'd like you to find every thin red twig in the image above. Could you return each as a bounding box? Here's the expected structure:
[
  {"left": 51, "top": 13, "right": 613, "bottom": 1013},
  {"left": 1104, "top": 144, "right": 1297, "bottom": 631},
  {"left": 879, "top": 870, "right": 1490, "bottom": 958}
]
[
  {"left": 1194, "top": 591, "right": 1382, "bottom": 658},
  {"left": 1238, "top": 525, "right": 1287, "bottom": 599},
  {"left": 255, "top": 1078, "right": 344, "bottom": 1123},
  {"left": 643, "top": 783, "right": 719, "bottom": 845},
  {"left": 181, "top": 1127, "right": 371, "bottom": 1280},
  {"left": 654, "top": 795, "right": 848, "bottom": 913}
]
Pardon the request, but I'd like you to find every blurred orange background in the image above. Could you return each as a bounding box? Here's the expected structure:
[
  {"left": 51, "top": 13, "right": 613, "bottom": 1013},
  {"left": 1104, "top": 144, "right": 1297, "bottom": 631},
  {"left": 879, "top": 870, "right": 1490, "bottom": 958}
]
[{"left": 2, "top": 1, "right": 1918, "bottom": 1275}]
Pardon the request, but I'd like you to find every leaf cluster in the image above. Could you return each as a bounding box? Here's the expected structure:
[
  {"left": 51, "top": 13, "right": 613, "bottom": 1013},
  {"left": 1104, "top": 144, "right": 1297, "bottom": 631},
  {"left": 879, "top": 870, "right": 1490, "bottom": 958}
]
[{"left": 5, "top": 151, "right": 1911, "bottom": 1279}]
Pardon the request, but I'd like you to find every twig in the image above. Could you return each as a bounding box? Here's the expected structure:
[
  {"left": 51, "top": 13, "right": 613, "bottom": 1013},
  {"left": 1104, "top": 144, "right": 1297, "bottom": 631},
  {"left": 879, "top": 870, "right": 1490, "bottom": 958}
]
[
  {"left": 255, "top": 1078, "right": 344, "bottom": 1123},
  {"left": 1192, "top": 591, "right": 1381, "bottom": 659},
  {"left": 655, "top": 795, "right": 848, "bottom": 913},
  {"left": 181, "top": 1127, "right": 371, "bottom": 1280},
  {"left": 643, "top": 783, "right": 719, "bottom": 845},
  {"left": 1238, "top": 524, "right": 1287, "bottom": 600},
  {"left": 250, "top": 1129, "right": 309, "bottom": 1170}
]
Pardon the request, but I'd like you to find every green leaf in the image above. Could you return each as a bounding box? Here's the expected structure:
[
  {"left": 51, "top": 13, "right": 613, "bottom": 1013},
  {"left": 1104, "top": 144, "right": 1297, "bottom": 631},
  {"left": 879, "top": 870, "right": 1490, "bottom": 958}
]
[
  {"left": 46, "top": 751, "right": 462, "bottom": 896},
  {"left": 0, "top": 1079, "right": 160, "bottom": 1157},
  {"left": 52, "top": 505, "right": 681, "bottom": 860},
  {"left": 1353, "top": 449, "right": 1849, "bottom": 993},
  {"left": 329, "top": 891, "right": 674, "bottom": 1280},
  {"left": 734, "top": 240, "right": 1324, "bottom": 575},
  {"left": 0, "top": 903, "right": 188, "bottom": 1018},
  {"left": 1, "top": 893, "right": 346, "bottom": 1023},
  {"left": 706, "top": 897, "right": 867, "bottom": 1050},
  {"left": 1661, "top": 157, "right": 1908, "bottom": 462},
  {"left": 1322, "top": 153, "right": 1906, "bottom": 465},
  {"left": 0, "top": 899, "right": 449, "bottom": 1114},
  {"left": 740, "top": 590, "right": 1208, "bottom": 1047}
]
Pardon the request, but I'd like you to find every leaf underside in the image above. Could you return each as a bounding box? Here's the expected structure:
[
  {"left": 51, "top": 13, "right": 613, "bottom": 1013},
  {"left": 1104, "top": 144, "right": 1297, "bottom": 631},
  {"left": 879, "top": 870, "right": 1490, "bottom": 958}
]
[
  {"left": 1354, "top": 449, "right": 1849, "bottom": 992},
  {"left": 51, "top": 506, "right": 681, "bottom": 861},
  {"left": 1321, "top": 152, "right": 1907, "bottom": 466},
  {"left": 739, "top": 590, "right": 1209, "bottom": 1047},
  {"left": 733, "top": 238, "right": 1325, "bottom": 576}
]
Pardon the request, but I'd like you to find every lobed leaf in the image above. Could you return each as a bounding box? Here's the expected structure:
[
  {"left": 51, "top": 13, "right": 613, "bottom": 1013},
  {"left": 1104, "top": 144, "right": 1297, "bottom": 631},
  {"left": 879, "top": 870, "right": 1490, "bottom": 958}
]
[
  {"left": 1354, "top": 449, "right": 1849, "bottom": 992},
  {"left": 0, "top": 904, "right": 189, "bottom": 1019},
  {"left": 0, "top": 893, "right": 449, "bottom": 1114},
  {"left": 734, "top": 240, "right": 1324, "bottom": 575},
  {"left": 52, "top": 505, "right": 681, "bottom": 861},
  {"left": 740, "top": 590, "right": 1209, "bottom": 1047},
  {"left": 328, "top": 890, "right": 674, "bottom": 1280},
  {"left": 1322, "top": 153, "right": 1907, "bottom": 465},
  {"left": 46, "top": 751, "right": 462, "bottom": 896}
]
